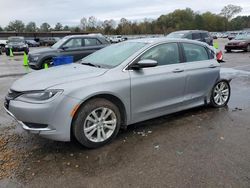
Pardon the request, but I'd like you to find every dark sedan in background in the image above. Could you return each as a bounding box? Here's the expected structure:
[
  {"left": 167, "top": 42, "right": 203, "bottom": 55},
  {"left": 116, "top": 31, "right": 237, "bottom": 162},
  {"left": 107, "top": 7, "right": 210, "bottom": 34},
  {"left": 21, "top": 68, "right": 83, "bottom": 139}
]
[
  {"left": 166, "top": 30, "right": 213, "bottom": 46},
  {"left": 26, "top": 40, "right": 40, "bottom": 47},
  {"left": 28, "top": 34, "right": 110, "bottom": 70},
  {"left": 225, "top": 34, "right": 250, "bottom": 52},
  {"left": 5, "top": 36, "right": 29, "bottom": 56}
]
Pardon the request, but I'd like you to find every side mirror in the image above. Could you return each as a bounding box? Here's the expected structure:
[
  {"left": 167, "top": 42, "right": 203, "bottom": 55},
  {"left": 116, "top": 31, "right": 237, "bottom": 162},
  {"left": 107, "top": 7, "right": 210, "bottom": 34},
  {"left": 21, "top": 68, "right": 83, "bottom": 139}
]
[
  {"left": 130, "top": 59, "right": 158, "bottom": 69},
  {"left": 61, "top": 46, "right": 69, "bottom": 50}
]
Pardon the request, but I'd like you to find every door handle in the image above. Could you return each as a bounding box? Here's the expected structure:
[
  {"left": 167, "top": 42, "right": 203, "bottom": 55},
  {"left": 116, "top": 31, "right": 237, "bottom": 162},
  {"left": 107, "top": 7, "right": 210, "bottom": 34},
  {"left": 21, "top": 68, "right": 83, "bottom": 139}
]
[
  {"left": 209, "top": 64, "right": 216, "bottom": 68},
  {"left": 172, "top": 68, "right": 184, "bottom": 73}
]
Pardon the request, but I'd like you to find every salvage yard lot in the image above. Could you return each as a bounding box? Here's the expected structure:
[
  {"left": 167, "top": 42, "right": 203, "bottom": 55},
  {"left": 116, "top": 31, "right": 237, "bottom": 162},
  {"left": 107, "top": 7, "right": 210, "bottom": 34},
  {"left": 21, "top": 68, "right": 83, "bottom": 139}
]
[{"left": 0, "top": 39, "right": 250, "bottom": 187}]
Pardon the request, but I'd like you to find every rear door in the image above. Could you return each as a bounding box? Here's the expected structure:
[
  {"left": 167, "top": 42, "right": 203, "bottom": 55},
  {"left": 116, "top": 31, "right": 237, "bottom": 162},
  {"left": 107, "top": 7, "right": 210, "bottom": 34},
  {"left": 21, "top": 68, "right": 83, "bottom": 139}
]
[
  {"left": 129, "top": 42, "right": 187, "bottom": 123},
  {"left": 79, "top": 38, "right": 105, "bottom": 59},
  {"left": 180, "top": 42, "right": 219, "bottom": 104}
]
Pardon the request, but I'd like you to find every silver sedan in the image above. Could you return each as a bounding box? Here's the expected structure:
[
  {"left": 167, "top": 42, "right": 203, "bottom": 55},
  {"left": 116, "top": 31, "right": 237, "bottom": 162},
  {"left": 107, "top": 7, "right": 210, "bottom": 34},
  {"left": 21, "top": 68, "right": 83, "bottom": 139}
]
[{"left": 4, "top": 38, "right": 231, "bottom": 148}]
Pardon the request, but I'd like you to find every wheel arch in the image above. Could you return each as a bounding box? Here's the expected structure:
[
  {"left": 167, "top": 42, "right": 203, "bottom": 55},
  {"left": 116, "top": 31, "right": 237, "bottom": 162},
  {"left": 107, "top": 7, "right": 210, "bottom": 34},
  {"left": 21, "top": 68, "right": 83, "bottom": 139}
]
[{"left": 70, "top": 93, "right": 128, "bottom": 140}]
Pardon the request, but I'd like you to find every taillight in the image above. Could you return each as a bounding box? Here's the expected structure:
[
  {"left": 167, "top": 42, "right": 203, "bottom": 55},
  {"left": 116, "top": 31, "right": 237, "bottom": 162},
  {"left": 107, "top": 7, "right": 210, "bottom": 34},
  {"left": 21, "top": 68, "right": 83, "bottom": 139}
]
[{"left": 216, "top": 50, "right": 224, "bottom": 63}]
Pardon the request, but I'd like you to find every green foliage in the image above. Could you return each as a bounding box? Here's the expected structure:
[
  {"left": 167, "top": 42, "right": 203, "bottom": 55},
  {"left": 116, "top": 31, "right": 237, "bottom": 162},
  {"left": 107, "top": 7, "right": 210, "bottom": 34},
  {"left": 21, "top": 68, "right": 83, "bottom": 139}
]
[
  {"left": 5, "top": 20, "right": 25, "bottom": 32},
  {"left": 1, "top": 5, "right": 248, "bottom": 35},
  {"left": 54, "top": 22, "right": 63, "bottom": 31},
  {"left": 220, "top": 4, "right": 242, "bottom": 20},
  {"left": 26, "top": 22, "right": 37, "bottom": 32},
  {"left": 40, "top": 22, "right": 51, "bottom": 32}
]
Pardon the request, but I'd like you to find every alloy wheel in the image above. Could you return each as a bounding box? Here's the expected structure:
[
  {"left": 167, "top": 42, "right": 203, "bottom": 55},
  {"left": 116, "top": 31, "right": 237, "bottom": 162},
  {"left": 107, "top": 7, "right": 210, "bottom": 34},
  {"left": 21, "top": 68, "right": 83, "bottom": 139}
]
[
  {"left": 83, "top": 107, "right": 117, "bottom": 143},
  {"left": 213, "top": 81, "right": 230, "bottom": 106}
]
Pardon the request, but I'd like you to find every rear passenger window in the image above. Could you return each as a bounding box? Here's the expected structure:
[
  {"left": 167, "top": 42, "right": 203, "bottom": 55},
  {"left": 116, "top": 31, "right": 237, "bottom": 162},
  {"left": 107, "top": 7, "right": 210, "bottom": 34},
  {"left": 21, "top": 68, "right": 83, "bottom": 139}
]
[
  {"left": 192, "top": 33, "right": 201, "bottom": 40},
  {"left": 84, "top": 38, "right": 101, "bottom": 46},
  {"left": 201, "top": 33, "right": 209, "bottom": 39},
  {"left": 182, "top": 43, "right": 209, "bottom": 62},
  {"left": 185, "top": 34, "right": 192, "bottom": 39},
  {"left": 139, "top": 43, "right": 180, "bottom": 66}
]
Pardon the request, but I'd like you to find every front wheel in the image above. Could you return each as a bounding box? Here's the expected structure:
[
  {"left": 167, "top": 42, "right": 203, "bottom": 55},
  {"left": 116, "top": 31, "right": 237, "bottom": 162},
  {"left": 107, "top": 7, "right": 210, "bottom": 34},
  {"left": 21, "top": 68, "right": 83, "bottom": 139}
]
[
  {"left": 72, "top": 98, "right": 121, "bottom": 148},
  {"left": 210, "top": 80, "right": 231, "bottom": 108}
]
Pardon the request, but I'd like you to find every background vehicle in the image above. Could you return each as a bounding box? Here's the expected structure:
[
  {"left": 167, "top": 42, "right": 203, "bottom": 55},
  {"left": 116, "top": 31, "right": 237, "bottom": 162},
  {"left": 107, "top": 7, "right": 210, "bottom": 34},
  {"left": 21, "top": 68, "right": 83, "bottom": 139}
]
[
  {"left": 166, "top": 30, "right": 213, "bottom": 46},
  {"left": 26, "top": 40, "right": 40, "bottom": 47},
  {"left": 39, "top": 37, "right": 60, "bottom": 46},
  {"left": 5, "top": 37, "right": 29, "bottom": 56},
  {"left": 0, "top": 39, "right": 7, "bottom": 52},
  {"left": 28, "top": 34, "right": 110, "bottom": 70},
  {"left": 225, "top": 34, "right": 250, "bottom": 52},
  {"left": 5, "top": 38, "right": 231, "bottom": 148},
  {"left": 110, "top": 35, "right": 127, "bottom": 43}
]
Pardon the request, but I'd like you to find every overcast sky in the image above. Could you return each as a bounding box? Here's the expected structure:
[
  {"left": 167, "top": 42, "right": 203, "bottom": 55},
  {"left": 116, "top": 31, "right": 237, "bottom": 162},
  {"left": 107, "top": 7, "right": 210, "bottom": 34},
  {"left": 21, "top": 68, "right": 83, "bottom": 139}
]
[{"left": 0, "top": 0, "right": 250, "bottom": 27}]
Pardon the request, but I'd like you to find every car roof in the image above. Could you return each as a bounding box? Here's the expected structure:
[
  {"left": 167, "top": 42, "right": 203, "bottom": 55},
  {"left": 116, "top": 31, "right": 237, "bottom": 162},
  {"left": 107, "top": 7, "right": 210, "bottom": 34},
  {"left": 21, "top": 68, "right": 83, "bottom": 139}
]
[
  {"left": 65, "top": 34, "right": 104, "bottom": 39},
  {"left": 172, "top": 30, "right": 208, "bottom": 34},
  {"left": 128, "top": 37, "right": 209, "bottom": 47}
]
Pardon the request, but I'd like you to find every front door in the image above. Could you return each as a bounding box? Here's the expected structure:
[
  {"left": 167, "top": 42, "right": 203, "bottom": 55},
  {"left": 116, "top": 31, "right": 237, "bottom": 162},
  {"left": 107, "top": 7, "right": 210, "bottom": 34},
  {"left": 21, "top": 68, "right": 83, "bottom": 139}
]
[{"left": 129, "top": 43, "right": 187, "bottom": 123}]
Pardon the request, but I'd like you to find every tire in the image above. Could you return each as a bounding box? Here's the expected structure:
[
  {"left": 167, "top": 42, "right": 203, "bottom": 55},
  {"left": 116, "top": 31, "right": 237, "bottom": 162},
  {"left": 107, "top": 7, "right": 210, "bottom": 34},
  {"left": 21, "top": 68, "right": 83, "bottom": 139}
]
[
  {"left": 41, "top": 58, "right": 53, "bottom": 69},
  {"left": 72, "top": 98, "right": 121, "bottom": 148},
  {"left": 5, "top": 49, "right": 10, "bottom": 56},
  {"left": 210, "top": 80, "right": 231, "bottom": 108},
  {"left": 24, "top": 49, "right": 29, "bottom": 55},
  {"left": 226, "top": 49, "right": 231, "bottom": 53},
  {"left": 246, "top": 44, "right": 250, "bottom": 52}
]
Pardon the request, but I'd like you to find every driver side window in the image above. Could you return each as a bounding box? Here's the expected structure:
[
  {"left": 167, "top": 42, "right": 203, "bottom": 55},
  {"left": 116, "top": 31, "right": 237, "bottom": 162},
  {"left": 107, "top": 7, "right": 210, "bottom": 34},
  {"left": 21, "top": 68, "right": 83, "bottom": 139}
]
[
  {"left": 63, "top": 38, "right": 82, "bottom": 48},
  {"left": 139, "top": 43, "right": 180, "bottom": 66}
]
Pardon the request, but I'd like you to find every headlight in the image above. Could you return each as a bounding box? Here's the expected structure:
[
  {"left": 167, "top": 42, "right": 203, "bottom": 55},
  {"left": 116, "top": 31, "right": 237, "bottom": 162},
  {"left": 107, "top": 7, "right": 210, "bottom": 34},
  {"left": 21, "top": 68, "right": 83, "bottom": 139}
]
[
  {"left": 239, "top": 42, "right": 247, "bottom": 45},
  {"left": 33, "top": 56, "right": 39, "bottom": 61},
  {"left": 16, "top": 90, "right": 63, "bottom": 103}
]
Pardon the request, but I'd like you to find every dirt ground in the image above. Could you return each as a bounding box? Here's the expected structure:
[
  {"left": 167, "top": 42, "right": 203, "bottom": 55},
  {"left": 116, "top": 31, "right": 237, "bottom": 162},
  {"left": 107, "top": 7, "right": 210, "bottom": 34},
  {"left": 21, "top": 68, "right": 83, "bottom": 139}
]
[{"left": 0, "top": 39, "right": 250, "bottom": 188}]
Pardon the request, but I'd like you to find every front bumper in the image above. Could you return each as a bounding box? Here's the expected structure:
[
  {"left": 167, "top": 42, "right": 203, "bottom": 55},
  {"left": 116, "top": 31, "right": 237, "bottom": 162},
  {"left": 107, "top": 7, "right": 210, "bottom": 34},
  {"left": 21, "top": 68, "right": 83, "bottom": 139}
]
[
  {"left": 4, "top": 94, "right": 81, "bottom": 142},
  {"left": 6, "top": 47, "right": 28, "bottom": 52},
  {"left": 4, "top": 105, "right": 52, "bottom": 132},
  {"left": 225, "top": 44, "right": 248, "bottom": 51}
]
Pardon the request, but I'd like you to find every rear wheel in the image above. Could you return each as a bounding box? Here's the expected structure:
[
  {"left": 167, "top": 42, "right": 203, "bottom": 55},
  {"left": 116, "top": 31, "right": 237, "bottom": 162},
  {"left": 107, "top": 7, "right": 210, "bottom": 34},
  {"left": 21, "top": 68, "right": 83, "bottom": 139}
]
[
  {"left": 72, "top": 98, "right": 121, "bottom": 148},
  {"left": 246, "top": 44, "right": 250, "bottom": 52},
  {"left": 210, "top": 80, "right": 231, "bottom": 108},
  {"left": 226, "top": 49, "right": 231, "bottom": 53}
]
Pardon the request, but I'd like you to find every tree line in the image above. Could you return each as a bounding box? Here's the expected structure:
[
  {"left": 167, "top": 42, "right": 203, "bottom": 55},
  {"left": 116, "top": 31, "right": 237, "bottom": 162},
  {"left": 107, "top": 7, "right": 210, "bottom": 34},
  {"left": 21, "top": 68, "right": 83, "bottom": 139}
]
[{"left": 0, "top": 4, "right": 249, "bottom": 35}]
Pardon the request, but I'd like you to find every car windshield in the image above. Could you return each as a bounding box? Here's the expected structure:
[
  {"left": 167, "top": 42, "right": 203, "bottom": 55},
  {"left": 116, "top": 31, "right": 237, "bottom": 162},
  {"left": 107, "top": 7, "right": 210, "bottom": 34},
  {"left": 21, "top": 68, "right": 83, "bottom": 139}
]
[
  {"left": 8, "top": 38, "right": 24, "bottom": 43},
  {"left": 166, "top": 33, "right": 185, "bottom": 38},
  {"left": 51, "top": 37, "right": 68, "bottom": 49},
  {"left": 81, "top": 42, "right": 147, "bottom": 68},
  {"left": 235, "top": 34, "right": 250, "bottom": 40}
]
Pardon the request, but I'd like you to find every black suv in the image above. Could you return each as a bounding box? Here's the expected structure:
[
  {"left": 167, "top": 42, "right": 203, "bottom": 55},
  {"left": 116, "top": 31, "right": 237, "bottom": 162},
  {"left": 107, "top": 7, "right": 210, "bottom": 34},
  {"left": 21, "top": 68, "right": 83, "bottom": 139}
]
[
  {"left": 5, "top": 37, "right": 29, "bottom": 56},
  {"left": 28, "top": 34, "right": 110, "bottom": 70},
  {"left": 166, "top": 30, "right": 213, "bottom": 46}
]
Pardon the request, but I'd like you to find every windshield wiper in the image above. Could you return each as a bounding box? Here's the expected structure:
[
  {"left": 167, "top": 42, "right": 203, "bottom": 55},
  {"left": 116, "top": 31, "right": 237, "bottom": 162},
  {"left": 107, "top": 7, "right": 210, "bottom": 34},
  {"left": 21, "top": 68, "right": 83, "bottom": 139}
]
[{"left": 81, "top": 62, "right": 101, "bottom": 68}]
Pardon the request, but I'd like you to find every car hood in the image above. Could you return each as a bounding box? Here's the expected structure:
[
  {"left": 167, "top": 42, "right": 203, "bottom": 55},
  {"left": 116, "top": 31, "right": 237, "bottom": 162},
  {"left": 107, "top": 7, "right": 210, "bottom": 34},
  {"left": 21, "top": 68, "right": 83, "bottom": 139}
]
[
  {"left": 228, "top": 39, "right": 245, "bottom": 44},
  {"left": 8, "top": 42, "right": 25, "bottom": 46},
  {"left": 11, "top": 64, "right": 108, "bottom": 91},
  {"left": 29, "top": 47, "right": 57, "bottom": 55}
]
